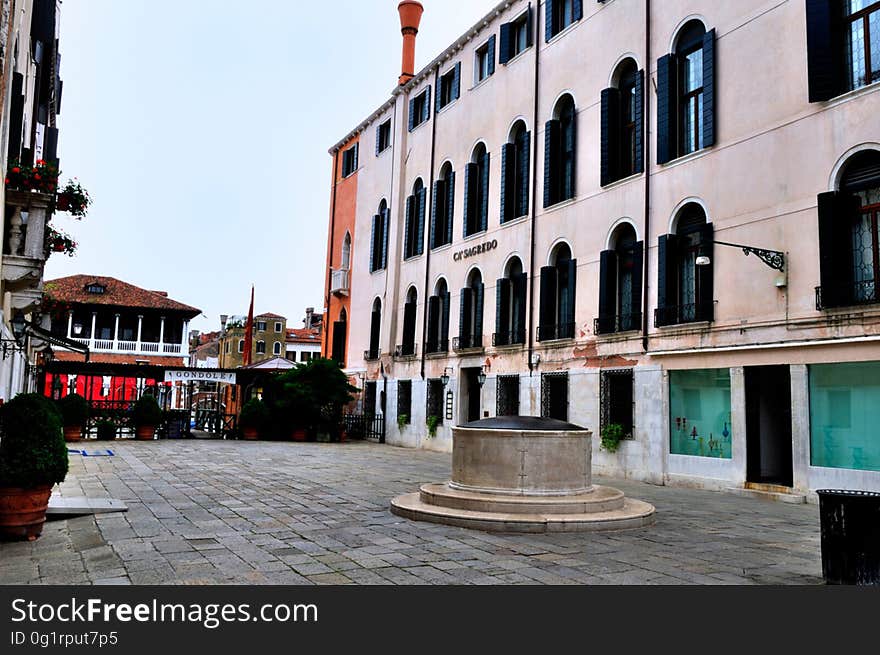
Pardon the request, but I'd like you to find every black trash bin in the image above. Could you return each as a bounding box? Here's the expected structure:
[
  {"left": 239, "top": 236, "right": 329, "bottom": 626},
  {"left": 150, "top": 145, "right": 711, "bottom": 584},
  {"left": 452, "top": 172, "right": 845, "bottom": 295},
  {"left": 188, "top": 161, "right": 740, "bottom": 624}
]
[{"left": 817, "top": 489, "right": 880, "bottom": 585}]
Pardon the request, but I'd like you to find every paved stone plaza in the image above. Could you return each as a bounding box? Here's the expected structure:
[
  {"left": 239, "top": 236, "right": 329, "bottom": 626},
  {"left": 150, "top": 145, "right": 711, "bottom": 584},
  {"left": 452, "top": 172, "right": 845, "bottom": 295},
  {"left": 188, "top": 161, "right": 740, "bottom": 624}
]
[{"left": 0, "top": 441, "right": 823, "bottom": 585}]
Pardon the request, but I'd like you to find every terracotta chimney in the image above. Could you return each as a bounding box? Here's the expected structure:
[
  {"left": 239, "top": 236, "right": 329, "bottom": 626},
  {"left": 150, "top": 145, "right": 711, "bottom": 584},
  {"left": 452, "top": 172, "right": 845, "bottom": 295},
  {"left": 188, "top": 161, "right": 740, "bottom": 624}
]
[{"left": 397, "top": 1, "right": 424, "bottom": 86}]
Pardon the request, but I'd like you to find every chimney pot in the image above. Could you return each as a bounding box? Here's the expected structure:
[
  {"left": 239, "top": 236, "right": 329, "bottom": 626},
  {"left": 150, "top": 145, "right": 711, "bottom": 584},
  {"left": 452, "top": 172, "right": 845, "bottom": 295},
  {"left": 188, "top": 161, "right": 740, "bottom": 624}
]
[{"left": 397, "top": 1, "right": 424, "bottom": 86}]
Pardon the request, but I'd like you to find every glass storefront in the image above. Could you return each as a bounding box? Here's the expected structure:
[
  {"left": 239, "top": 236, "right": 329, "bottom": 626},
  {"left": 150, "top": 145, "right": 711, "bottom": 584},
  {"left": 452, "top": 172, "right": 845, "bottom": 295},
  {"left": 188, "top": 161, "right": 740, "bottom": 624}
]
[
  {"left": 809, "top": 362, "right": 880, "bottom": 472},
  {"left": 669, "top": 369, "right": 732, "bottom": 459}
]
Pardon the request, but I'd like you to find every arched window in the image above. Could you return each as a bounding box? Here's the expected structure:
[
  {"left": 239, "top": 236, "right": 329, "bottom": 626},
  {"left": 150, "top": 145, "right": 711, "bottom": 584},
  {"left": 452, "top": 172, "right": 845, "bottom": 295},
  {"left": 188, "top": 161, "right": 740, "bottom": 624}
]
[
  {"left": 501, "top": 121, "right": 531, "bottom": 223},
  {"left": 457, "top": 269, "right": 484, "bottom": 350},
  {"left": 495, "top": 257, "right": 528, "bottom": 346},
  {"left": 331, "top": 308, "right": 347, "bottom": 364},
  {"left": 426, "top": 279, "right": 451, "bottom": 354},
  {"left": 404, "top": 179, "right": 426, "bottom": 259},
  {"left": 818, "top": 149, "right": 880, "bottom": 308},
  {"left": 656, "top": 203, "right": 714, "bottom": 326},
  {"left": 399, "top": 287, "right": 418, "bottom": 356},
  {"left": 538, "top": 244, "right": 577, "bottom": 341},
  {"left": 657, "top": 20, "right": 716, "bottom": 163},
  {"left": 256, "top": 340, "right": 266, "bottom": 355},
  {"left": 464, "top": 143, "right": 490, "bottom": 237},
  {"left": 431, "top": 163, "right": 455, "bottom": 249},
  {"left": 238, "top": 339, "right": 244, "bottom": 353},
  {"left": 597, "top": 224, "right": 644, "bottom": 334},
  {"left": 341, "top": 232, "right": 351, "bottom": 270},
  {"left": 601, "top": 59, "right": 644, "bottom": 186},
  {"left": 544, "top": 95, "right": 576, "bottom": 207},
  {"left": 367, "top": 298, "right": 381, "bottom": 360},
  {"left": 273, "top": 341, "right": 281, "bottom": 356},
  {"left": 370, "top": 199, "right": 389, "bottom": 272}
]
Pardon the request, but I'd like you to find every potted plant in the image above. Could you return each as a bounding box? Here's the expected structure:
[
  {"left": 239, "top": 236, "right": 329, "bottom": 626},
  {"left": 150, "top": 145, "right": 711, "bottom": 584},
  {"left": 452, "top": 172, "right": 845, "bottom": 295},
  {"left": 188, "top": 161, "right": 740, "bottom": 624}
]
[
  {"left": 56, "top": 179, "right": 91, "bottom": 217},
  {"left": 96, "top": 419, "right": 116, "bottom": 441},
  {"left": 44, "top": 225, "right": 77, "bottom": 257},
  {"left": 0, "top": 394, "right": 68, "bottom": 541},
  {"left": 600, "top": 423, "right": 625, "bottom": 453},
  {"left": 132, "top": 395, "right": 163, "bottom": 441},
  {"left": 57, "top": 393, "right": 89, "bottom": 442},
  {"left": 240, "top": 398, "right": 268, "bottom": 440},
  {"left": 397, "top": 414, "right": 408, "bottom": 430},
  {"left": 426, "top": 415, "right": 440, "bottom": 438}
]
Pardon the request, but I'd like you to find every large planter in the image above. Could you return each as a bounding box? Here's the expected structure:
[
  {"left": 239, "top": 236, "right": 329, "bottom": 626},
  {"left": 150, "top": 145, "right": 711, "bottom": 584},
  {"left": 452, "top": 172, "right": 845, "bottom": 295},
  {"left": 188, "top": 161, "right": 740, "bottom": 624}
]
[
  {"left": 63, "top": 425, "right": 82, "bottom": 442},
  {"left": 242, "top": 427, "right": 259, "bottom": 440},
  {"left": 135, "top": 425, "right": 156, "bottom": 441},
  {"left": 0, "top": 485, "right": 53, "bottom": 541}
]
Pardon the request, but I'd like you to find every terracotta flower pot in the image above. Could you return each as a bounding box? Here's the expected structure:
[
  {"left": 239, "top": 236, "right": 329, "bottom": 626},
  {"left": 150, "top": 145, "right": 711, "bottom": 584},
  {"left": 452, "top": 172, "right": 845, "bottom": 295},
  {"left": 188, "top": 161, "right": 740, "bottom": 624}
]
[
  {"left": 135, "top": 425, "right": 156, "bottom": 441},
  {"left": 291, "top": 428, "right": 307, "bottom": 442},
  {"left": 64, "top": 425, "right": 82, "bottom": 442},
  {"left": 242, "top": 427, "right": 259, "bottom": 440},
  {"left": 0, "top": 485, "right": 53, "bottom": 541}
]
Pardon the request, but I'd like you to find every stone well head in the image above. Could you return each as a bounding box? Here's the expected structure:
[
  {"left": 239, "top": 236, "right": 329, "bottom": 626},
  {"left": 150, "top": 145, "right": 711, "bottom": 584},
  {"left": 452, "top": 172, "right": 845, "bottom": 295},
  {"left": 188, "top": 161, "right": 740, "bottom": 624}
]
[{"left": 451, "top": 416, "right": 593, "bottom": 497}]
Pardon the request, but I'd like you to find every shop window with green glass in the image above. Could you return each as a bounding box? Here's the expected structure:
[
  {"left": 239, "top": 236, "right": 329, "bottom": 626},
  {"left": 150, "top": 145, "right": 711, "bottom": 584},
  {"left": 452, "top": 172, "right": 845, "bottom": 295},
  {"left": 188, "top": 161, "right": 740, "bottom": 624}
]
[
  {"left": 809, "top": 362, "right": 880, "bottom": 472},
  {"left": 669, "top": 369, "right": 732, "bottom": 459}
]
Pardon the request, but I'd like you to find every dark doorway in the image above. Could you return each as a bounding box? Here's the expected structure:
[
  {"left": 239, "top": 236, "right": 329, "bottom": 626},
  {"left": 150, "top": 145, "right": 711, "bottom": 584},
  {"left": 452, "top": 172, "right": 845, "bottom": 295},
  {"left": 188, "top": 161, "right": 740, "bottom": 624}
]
[
  {"left": 541, "top": 372, "right": 569, "bottom": 421},
  {"left": 745, "top": 365, "right": 793, "bottom": 486},
  {"left": 461, "top": 367, "right": 482, "bottom": 423}
]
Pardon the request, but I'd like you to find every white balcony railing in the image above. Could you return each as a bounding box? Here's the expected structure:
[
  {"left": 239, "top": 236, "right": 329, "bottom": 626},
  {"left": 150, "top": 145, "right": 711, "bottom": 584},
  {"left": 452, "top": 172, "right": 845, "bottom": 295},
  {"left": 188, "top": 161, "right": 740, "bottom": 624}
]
[
  {"left": 330, "top": 268, "right": 349, "bottom": 295},
  {"left": 66, "top": 338, "right": 185, "bottom": 357}
]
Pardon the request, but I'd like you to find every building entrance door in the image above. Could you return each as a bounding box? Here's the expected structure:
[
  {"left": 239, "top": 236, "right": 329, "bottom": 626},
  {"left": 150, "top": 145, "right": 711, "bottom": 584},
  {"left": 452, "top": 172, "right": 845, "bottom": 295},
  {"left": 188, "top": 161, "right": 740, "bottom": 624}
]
[
  {"left": 745, "top": 366, "right": 793, "bottom": 487},
  {"left": 460, "top": 367, "right": 481, "bottom": 424}
]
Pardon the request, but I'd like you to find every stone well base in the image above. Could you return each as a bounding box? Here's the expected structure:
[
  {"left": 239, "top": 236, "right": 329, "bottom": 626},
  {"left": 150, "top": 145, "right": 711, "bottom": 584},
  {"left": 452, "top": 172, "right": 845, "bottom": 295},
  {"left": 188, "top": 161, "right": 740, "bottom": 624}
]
[{"left": 391, "top": 482, "right": 655, "bottom": 533}]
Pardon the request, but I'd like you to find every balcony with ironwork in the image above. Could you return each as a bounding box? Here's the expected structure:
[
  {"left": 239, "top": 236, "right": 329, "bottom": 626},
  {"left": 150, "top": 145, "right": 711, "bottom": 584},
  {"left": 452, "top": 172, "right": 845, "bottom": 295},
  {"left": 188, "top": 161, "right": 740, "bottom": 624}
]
[
  {"left": 816, "top": 280, "right": 878, "bottom": 311},
  {"left": 536, "top": 323, "right": 575, "bottom": 342},
  {"left": 2, "top": 190, "right": 53, "bottom": 313},
  {"left": 594, "top": 313, "right": 642, "bottom": 336},
  {"left": 394, "top": 343, "right": 418, "bottom": 359},
  {"left": 363, "top": 348, "right": 380, "bottom": 361},
  {"left": 492, "top": 330, "right": 526, "bottom": 347},
  {"left": 424, "top": 339, "right": 449, "bottom": 356},
  {"left": 453, "top": 334, "right": 483, "bottom": 353},
  {"left": 654, "top": 302, "right": 714, "bottom": 328},
  {"left": 330, "top": 268, "right": 350, "bottom": 296}
]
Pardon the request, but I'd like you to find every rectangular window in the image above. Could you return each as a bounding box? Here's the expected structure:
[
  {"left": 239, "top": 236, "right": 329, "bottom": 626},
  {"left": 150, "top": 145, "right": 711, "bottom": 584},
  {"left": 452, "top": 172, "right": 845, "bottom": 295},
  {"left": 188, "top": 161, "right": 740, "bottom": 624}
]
[
  {"left": 300, "top": 351, "right": 310, "bottom": 362},
  {"left": 256, "top": 341, "right": 266, "bottom": 354},
  {"left": 475, "top": 42, "right": 491, "bottom": 83},
  {"left": 274, "top": 322, "right": 282, "bottom": 333},
  {"left": 549, "top": 0, "right": 578, "bottom": 40},
  {"left": 256, "top": 321, "right": 267, "bottom": 332},
  {"left": 512, "top": 13, "right": 530, "bottom": 57},
  {"left": 496, "top": 375, "right": 520, "bottom": 416},
  {"left": 541, "top": 372, "right": 569, "bottom": 421},
  {"left": 341, "top": 143, "right": 358, "bottom": 177},
  {"left": 410, "top": 89, "right": 429, "bottom": 129},
  {"left": 286, "top": 351, "right": 295, "bottom": 361},
  {"left": 809, "top": 361, "right": 880, "bottom": 471},
  {"left": 377, "top": 119, "right": 391, "bottom": 153},
  {"left": 426, "top": 379, "right": 444, "bottom": 425},
  {"left": 397, "top": 380, "right": 412, "bottom": 424},
  {"left": 600, "top": 369, "right": 634, "bottom": 439},
  {"left": 669, "top": 369, "right": 732, "bottom": 459},
  {"left": 845, "top": 0, "right": 880, "bottom": 91},
  {"left": 439, "top": 68, "right": 455, "bottom": 109}
]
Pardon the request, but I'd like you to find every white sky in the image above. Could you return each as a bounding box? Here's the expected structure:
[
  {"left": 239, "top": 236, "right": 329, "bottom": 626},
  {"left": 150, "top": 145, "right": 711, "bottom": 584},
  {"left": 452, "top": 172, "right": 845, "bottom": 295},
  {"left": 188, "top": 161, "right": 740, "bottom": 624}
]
[{"left": 45, "top": 0, "right": 491, "bottom": 332}]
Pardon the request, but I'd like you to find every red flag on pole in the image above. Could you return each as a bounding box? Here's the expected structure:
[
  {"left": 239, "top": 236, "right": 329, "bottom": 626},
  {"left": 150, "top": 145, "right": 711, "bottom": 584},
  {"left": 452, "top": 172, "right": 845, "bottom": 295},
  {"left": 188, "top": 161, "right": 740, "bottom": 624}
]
[{"left": 243, "top": 286, "right": 254, "bottom": 366}]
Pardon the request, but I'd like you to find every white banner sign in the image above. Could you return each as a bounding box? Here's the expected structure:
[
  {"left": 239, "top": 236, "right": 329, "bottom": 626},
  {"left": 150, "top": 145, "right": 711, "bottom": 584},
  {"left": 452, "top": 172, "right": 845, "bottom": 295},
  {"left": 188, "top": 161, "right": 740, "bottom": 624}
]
[{"left": 164, "top": 370, "right": 236, "bottom": 384}]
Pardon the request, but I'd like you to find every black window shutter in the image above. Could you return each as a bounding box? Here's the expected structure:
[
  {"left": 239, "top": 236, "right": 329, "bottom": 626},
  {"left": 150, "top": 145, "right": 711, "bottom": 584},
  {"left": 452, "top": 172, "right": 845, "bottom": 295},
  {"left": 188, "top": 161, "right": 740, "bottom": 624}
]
[
  {"left": 446, "top": 171, "right": 455, "bottom": 244},
  {"left": 496, "top": 278, "right": 511, "bottom": 344},
  {"left": 633, "top": 69, "right": 645, "bottom": 174},
  {"left": 332, "top": 321, "right": 347, "bottom": 363},
  {"left": 499, "top": 22, "right": 512, "bottom": 65},
  {"left": 597, "top": 250, "right": 617, "bottom": 332},
  {"left": 543, "top": 119, "right": 560, "bottom": 207},
  {"left": 600, "top": 87, "right": 621, "bottom": 187},
  {"left": 381, "top": 208, "right": 389, "bottom": 269},
  {"left": 630, "top": 240, "right": 644, "bottom": 323},
  {"left": 404, "top": 195, "right": 413, "bottom": 259},
  {"left": 474, "top": 283, "right": 485, "bottom": 339},
  {"left": 514, "top": 272, "right": 528, "bottom": 340},
  {"left": 431, "top": 180, "right": 442, "bottom": 249},
  {"left": 563, "top": 259, "right": 578, "bottom": 328},
  {"left": 573, "top": 0, "right": 583, "bottom": 22},
  {"left": 416, "top": 187, "right": 427, "bottom": 255},
  {"left": 426, "top": 296, "right": 440, "bottom": 346},
  {"left": 818, "top": 191, "right": 857, "bottom": 307},
  {"left": 441, "top": 291, "right": 451, "bottom": 342},
  {"left": 519, "top": 132, "right": 531, "bottom": 217},
  {"left": 435, "top": 80, "right": 442, "bottom": 113},
  {"left": 500, "top": 142, "right": 515, "bottom": 223},
  {"left": 545, "top": 0, "right": 555, "bottom": 42},
  {"left": 424, "top": 87, "right": 431, "bottom": 124},
  {"left": 656, "top": 54, "right": 676, "bottom": 164},
  {"left": 696, "top": 224, "right": 714, "bottom": 321},
  {"left": 375, "top": 124, "right": 381, "bottom": 156},
  {"left": 408, "top": 97, "right": 415, "bottom": 132},
  {"left": 403, "top": 301, "right": 417, "bottom": 349},
  {"left": 464, "top": 162, "right": 478, "bottom": 237},
  {"left": 702, "top": 29, "right": 716, "bottom": 149},
  {"left": 487, "top": 35, "right": 496, "bottom": 76},
  {"left": 453, "top": 62, "right": 461, "bottom": 100},
  {"left": 480, "top": 152, "right": 490, "bottom": 232},
  {"left": 369, "top": 214, "right": 378, "bottom": 272},
  {"left": 806, "top": 0, "right": 844, "bottom": 102},
  {"left": 370, "top": 310, "right": 381, "bottom": 354},
  {"left": 526, "top": 7, "right": 534, "bottom": 47},
  {"left": 7, "top": 73, "right": 23, "bottom": 161},
  {"left": 562, "top": 109, "right": 577, "bottom": 200},
  {"left": 459, "top": 288, "right": 473, "bottom": 339},
  {"left": 656, "top": 234, "right": 679, "bottom": 324},
  {"left": 539, "top": 266, "right": 558, "bottom": 337}
]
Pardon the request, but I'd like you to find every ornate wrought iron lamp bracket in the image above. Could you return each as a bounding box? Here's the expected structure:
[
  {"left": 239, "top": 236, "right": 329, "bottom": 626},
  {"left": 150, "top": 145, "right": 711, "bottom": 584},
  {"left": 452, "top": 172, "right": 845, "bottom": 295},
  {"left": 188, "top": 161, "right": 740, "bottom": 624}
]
[{"left": 712, "top": 240, "right": 785, "bottom": 272}]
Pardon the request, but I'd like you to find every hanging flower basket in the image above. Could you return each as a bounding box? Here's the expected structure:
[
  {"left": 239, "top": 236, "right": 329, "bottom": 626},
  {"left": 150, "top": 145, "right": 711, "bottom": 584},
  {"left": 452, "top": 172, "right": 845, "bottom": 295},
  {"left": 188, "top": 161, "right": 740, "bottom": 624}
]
[
  {"left": 56, "top": 179, "right": 91, "bottom": 218},
  {"left": 44, "top": 225, "right": 77, "bottom": 257}
]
